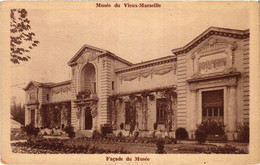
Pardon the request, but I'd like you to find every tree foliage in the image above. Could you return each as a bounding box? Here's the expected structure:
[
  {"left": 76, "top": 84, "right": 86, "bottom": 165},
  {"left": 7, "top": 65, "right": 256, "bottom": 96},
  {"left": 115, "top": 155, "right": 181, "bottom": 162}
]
[
  {"left": 10, "top": 9, "right": 39, "bottom": 64},
  {"left": 11, "top": 96, "right": 25, "bottom": 125}
]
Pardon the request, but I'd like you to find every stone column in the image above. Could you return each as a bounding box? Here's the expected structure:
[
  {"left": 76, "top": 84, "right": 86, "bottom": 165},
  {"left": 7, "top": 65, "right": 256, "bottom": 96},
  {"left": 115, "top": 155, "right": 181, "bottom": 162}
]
[
  {"left": 81, "top": 107, "right": 85, "bottom": 130},
  {"left": 93, "top": 116, "right": 97, "bottom": 130},
  {"left": 228, "top": 86, "right": 237, "bottom": 132},
  {"left": 35, "top": 109, "right": 38, "bottom": 128},
  {"left": 91, "top": 104, "right": 98, "bottom": 130},
  {"left": 28, "top": 109, "right": 31, "bottom": 124},
  {"left": 189, "top": 90, "right": 197, "bottom": 138}
]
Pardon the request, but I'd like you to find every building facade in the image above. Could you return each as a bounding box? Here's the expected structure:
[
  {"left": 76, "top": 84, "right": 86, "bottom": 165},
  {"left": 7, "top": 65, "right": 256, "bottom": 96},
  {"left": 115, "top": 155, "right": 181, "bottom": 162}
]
[{"left": 24, "top": 27, "right": 250, "bottom": 140}]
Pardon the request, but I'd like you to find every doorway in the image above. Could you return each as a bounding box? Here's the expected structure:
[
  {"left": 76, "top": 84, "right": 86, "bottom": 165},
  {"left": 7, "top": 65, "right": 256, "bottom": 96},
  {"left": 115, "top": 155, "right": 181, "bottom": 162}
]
[
  {"left": 85, "top": 107, "right": 92, "bottom": 130},
  {"left": 30, "top": 109, "right": 35, "bottom": 126}
]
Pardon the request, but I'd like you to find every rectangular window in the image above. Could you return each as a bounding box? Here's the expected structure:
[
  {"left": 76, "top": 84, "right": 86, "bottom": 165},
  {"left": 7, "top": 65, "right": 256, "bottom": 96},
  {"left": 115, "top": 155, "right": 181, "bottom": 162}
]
[
  {"left": 156, "top": 98, "right": 167, "bottom": 124},
  {"left": 46, "top": 94, "right": 49, "bottom": 101},
  {"left": 202, "top": 89, "right": 224, "bottom": 121},
  {"left": 125, "top": 102, "right": 131, "bottom": 124},
  {"left": 94, "top": 82, "right": 96, "bottom": 93}
]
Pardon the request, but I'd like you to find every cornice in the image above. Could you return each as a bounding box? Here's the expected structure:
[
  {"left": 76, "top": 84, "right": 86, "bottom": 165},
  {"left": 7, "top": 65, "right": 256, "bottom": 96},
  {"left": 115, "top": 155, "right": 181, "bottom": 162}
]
[
  {"left": 172, "top": 27, "right": 249, "bottom": 56},
  {"left": 115, "top": 56, "right": 176, "bottom": 74},
  {"left": 68, "top": 44, "right": 133, "bottom": 66},
  {"left": 187, "top": 72, "right": 241, "bottom": 83}
]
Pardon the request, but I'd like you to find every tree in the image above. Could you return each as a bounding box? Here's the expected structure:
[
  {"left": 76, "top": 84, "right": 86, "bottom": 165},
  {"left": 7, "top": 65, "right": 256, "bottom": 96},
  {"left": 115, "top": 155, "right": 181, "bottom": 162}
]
[
  {"left": 11, "top": 96, "right": 25, "bottom": 125},
  {"left": 10, "top": 9, "right": 39, "bottom": 64}
]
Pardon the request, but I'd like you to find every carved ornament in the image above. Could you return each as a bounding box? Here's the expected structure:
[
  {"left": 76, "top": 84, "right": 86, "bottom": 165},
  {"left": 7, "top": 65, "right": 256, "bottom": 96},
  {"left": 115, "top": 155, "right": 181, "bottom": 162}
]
[
  {"left": 120, "top": 64, "right": 176, "bottom": 83},
  {"left": 52, "top": 86, "right": 71, "bottom": 95},
  {"left": 90, "top": 103, "right": 98, "bottom": 117},
  {"left": 78, "top": 49, "right": 98, "bottom": 64}
]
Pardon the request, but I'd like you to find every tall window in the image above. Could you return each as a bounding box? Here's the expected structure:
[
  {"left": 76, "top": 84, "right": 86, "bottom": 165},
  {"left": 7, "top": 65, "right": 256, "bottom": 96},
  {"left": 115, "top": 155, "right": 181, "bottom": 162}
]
[
  {"left": 94, "top": 82, "right": 96, "bottom": 93},
  {"left": 156, "top": 98, "right": 167, "bottom": 124},
  {"left": 125, "top": 102, "right": 131, "bottom": 124},
  {"left": 112, "top": 81, "right": 115, "bottom": 90},
  {"left": 202, "top": 90, "right": 224, "bottom": 121}
]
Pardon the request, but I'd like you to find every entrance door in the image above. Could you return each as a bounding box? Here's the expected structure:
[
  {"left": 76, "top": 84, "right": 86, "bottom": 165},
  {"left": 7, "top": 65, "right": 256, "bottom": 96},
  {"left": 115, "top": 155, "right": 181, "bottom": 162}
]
[
  {"left": 30, "top": 110, "right": 35, "bottom": 126},
  {"left": 202, "top": 90, "right": 224, "bottom": 122},
  {"left": 85, "top": 107, "right": 92, "bottom": 130}
]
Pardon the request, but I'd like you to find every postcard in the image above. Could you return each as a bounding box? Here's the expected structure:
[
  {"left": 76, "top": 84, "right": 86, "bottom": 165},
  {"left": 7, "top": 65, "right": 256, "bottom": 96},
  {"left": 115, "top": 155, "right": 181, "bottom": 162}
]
[{"left": 1, "top": 1, "right": 259, "bottom": 164}]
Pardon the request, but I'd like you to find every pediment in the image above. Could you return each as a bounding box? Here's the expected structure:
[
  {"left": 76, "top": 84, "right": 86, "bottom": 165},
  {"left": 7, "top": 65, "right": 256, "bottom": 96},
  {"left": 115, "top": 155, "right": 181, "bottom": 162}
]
[
  {"left": 67, "top": 44, "right": 108, "bottom": 66},
  {"left": 23, "top": 81, "right": 40, "bottom": 91},
  {"left": 193, "top": 37, "right": 236, "bottom": 56},
  {"left": 172, "top": 27, "right": 249, "bottom": 55}
]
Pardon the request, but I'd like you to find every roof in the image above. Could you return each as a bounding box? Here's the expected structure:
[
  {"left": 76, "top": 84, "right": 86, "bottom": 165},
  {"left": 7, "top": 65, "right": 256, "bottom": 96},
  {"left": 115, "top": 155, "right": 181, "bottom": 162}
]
[
  {"left": 67, "top": 44, "right": 133, "bottom": 66},
  {"left": 23, "top": 80, "right": 71, "bottom": 91},
  {"left": 171, "top": 27, "right": 249, "bottom": 55}
]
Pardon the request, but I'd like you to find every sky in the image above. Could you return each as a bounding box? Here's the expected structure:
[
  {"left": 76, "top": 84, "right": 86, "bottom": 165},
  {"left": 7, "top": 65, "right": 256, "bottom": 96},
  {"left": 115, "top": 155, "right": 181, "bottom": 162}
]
[{"left": 9, "top": 2, "right": 250, "bottom": 103}]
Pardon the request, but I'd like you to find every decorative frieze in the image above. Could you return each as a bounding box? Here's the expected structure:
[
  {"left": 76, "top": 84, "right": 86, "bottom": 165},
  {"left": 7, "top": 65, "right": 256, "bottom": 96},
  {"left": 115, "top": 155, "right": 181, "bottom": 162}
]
[
  {"left": 51, "top": 86, "right": 71, "bottom": 95},
  {"left": 119, "top": 64, "right": 176, "bottom": 83}
]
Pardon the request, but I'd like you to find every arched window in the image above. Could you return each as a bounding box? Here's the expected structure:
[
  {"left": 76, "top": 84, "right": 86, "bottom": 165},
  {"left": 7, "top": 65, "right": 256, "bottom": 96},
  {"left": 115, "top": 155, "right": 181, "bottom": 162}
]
[{"left": 80, "top": 63, "right": 96, "bottom": 94}]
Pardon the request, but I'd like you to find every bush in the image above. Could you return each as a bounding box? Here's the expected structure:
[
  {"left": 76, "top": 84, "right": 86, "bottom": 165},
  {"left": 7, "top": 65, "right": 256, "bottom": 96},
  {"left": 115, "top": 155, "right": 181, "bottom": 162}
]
[
  {"left": 11, "top": 139, "right": 131, "bottom": 154},
  {"left": 175, "top": 128, "right": 188, "bottom": 140},
  {"left": 156, "top": 138, "right": 165, "bottom": 154},
  {"left": 153, "top": 123, "right": 158, "bottom": 130},
  {"left": 64, "top": 125, "right": 75, "bottom": 139},
  {"left": 117, "top": 131, "right": 123, "bottom": 138},
  {"left": 237, "top": 123, "right": 249, "bottom": 143},
  {"left": 195, "top": 129, "right": 207, "bottom": 144},
  {"left": 209, "top": 144, "right": 246, "bottom": 154},
  {"left": 100, "top": 124, "right": 112, "bottom": 137},
  {"left": 22, "top": 123, "right": 39, "bottom": 137},
  {"left": 133, "top": 131, "right": 139, "bottom": 139},
  {"left": 92, "top": 130, "right": 102, "bottom": 139},
  {"left": 197, "top": 120, "right": 225, "bottom": 135}
]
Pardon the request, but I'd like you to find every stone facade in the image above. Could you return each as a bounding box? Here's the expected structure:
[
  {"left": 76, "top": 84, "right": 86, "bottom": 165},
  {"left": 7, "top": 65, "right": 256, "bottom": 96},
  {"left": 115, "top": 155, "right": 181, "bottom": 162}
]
[{"left": 24, "top": 27, "right": 249, "bottom": 140}]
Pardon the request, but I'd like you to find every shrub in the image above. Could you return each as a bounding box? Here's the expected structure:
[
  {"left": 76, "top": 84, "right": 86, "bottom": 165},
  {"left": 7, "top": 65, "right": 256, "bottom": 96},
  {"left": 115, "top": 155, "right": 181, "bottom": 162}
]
[
  {"left": 117, "top": 131, "right": 123, "bottom": 138},
  {"left": 153, "top": 123, "right": 158, "bottom": 130},
  {"left": 64, "top": 125, "right": 75, "bottom": 139},
  {"left": 175, "top": 128, "right": 188, "bottom": 140},
  {"left": 195, "top": 129, "right": 207, "bottom": 144},
  {"left": 209, "top": 144, "right": 246, "bottom": 154},
  {"left": 133, "top": 131, "right": 139, "bottom": 139},
  {"left": 237, "top": 123, "right": 249, "bottom": 143},
  {"left": 100, "top": 124, "right": 112, "bottom": 137},
  {"left": 197, "top": 120, "right": 225, "bottom": 135},
  {"left": 11, "top": 139, "right": 131, "bottom": 154},
  {"left": 92, "top": 130, "right": 102, "bottom": 139},
  {"left": 156, "top": 138, "right": 165, "bottom": 154},
  {"left": 22, "top": 123, "right": 39, "bottom": 137}
]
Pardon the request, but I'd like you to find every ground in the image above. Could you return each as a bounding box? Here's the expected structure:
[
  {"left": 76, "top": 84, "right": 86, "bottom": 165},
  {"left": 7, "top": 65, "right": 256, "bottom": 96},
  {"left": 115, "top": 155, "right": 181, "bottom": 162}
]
[{"left": 11, "top": 135, "right": 249, "bottom": 154}]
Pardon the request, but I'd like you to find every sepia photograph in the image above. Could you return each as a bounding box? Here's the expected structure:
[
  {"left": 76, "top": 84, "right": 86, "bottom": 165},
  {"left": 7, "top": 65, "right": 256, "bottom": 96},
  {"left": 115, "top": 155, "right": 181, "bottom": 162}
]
[{"left": 1, "top": 1, "right": 260, "bottom": 164}]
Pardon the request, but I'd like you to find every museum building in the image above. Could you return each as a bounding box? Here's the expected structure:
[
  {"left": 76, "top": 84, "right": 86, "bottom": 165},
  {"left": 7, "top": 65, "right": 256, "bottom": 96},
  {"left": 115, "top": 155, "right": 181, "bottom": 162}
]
[{"left": 23, "top": 27, "right": 250, "bottom": 140}]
